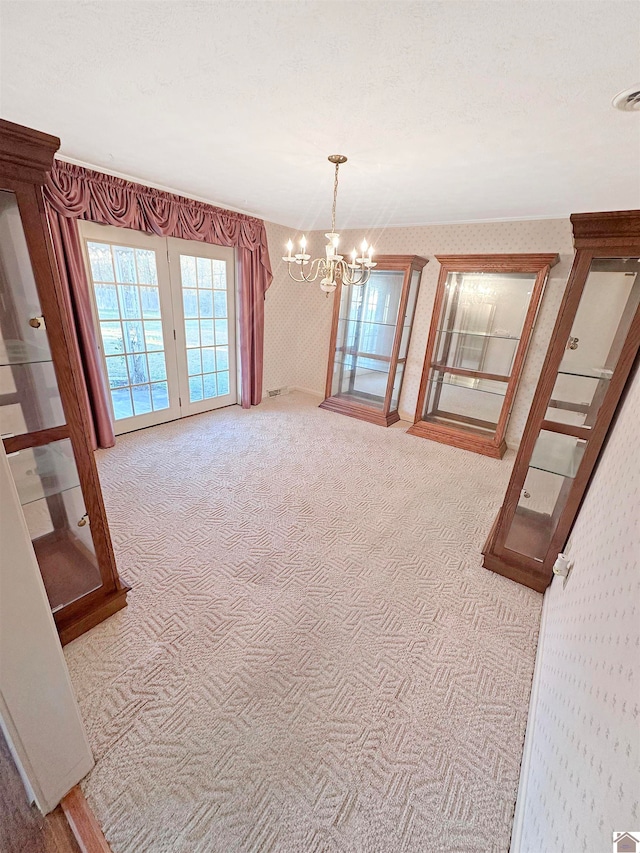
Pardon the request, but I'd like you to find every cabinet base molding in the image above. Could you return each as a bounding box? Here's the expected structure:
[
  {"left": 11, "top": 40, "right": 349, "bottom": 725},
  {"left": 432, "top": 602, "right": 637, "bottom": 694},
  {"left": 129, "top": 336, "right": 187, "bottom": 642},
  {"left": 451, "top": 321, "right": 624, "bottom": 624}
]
[
  {"left": 481, "top": 549, "right": 550, "bottom": 593},
  {"left": 406, "top": 420, "right": 507, "bottom": 458},
  {"left": 319, "top": 397, "right": 401, "bottom": 427},
  {"left": 56, "top": 586, "right": 130, "bottom": 646},
  {"left": 481, "top": 515, "right": 550, "bottom": 592},
  {"left": 60, "top": 785, "right": 112, "bottom": 852}
]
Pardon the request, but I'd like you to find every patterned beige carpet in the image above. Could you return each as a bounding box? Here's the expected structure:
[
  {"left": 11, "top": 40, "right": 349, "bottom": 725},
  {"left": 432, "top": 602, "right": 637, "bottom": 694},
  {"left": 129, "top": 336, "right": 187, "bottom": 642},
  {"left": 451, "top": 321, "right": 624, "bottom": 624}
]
[{"left": 64, "top": 393, "right": 542, "bottom": 853}]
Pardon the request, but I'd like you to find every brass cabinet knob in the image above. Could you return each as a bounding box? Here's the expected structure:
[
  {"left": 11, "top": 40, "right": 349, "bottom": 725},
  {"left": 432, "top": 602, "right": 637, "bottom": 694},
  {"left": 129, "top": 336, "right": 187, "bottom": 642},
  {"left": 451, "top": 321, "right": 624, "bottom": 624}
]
[
  {"left": 29, "top": 316, "right": 44, "bottom": 329},
  {"left": 521, "top": 489, "right": 531, "bottom": 499},
  {"left": 567, "top": 336, "right": 579, "bottom": 350},
  {"left": 77, "top": 513, "right": 89, "bottom": 527}
]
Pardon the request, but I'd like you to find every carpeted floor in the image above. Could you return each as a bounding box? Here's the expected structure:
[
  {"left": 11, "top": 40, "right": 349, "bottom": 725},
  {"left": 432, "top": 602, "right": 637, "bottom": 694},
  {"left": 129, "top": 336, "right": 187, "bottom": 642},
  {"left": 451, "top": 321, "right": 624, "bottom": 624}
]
[{"left": 64, "top": 392, "right": 543, "bottom": 853}]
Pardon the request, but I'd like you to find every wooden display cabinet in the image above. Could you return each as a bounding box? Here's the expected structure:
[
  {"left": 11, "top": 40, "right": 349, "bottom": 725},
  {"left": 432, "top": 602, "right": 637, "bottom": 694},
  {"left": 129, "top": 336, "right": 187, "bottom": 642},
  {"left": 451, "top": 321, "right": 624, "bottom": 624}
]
[
  {"left": 408, "top": 254, "right": 559, "bottom": 457},
  {"left": 483, "top": 211, "right": 640, "bottom": 591},
  {"left": 320, "top": 255, "right": 427, "bottom": 426},
  {"left": 0, "top": 118, "right": 129, "bottom": 643}
]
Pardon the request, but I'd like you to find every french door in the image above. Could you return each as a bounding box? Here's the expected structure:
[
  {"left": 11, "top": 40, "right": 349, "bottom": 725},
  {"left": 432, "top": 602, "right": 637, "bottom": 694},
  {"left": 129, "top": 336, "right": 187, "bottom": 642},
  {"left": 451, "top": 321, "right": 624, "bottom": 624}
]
[
  {"left": 79, "top": 223, "right": 237, "bottom": 434},
  {"left": 167, "top": 237, "right": 237, "bottom": 418}
]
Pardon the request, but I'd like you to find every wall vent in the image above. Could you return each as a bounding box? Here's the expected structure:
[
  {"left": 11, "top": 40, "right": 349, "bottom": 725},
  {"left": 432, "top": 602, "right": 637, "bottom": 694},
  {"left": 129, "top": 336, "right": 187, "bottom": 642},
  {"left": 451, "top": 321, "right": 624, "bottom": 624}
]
[
  {"left": 267, "top": 387, "right": 289, "bottom": 397},
  {"left": 612, "top": 86, "right": 640, "bottom": 112}
]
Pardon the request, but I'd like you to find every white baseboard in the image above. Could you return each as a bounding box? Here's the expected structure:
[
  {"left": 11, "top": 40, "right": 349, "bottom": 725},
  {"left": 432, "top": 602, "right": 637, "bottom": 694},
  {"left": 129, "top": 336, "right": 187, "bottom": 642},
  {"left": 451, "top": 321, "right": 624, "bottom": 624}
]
[
  {"left": 262, "top": 386, "right": 324, "bottom": 400},
  {"left": 289, "top": 385, "right": 324, "bottom": 398},
  {"left": 509, "top": 589, "right": 550, "bottom": 852}
]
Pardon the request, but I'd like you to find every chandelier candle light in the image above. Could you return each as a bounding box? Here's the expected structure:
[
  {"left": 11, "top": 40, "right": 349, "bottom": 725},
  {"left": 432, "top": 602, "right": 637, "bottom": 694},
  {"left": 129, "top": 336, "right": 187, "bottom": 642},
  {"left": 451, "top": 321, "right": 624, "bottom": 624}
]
[{"left": 283, "top": 155, "right": 375, "bottom": 293}]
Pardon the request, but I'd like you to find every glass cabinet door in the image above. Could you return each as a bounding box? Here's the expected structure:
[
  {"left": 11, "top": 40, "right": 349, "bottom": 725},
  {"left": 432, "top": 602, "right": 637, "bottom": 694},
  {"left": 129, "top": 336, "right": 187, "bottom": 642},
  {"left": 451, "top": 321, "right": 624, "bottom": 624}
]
[
  {"left": 322, "top": 256, "right": 427, "bottom": 427},
  {"left": 504, "top": 256, "right": 640, "bottom": 561},
  {"left": 410, "top": 254, "right": 557, "bottom": 458},
  {"left": 422, "top": 271, "right": 536, "bottom": 437},
  {"left": 0, "top": 189, "right": 102, "bottom": 612},
  {"left": 331, "top": 269, "right": 405, "bottom": 410}
]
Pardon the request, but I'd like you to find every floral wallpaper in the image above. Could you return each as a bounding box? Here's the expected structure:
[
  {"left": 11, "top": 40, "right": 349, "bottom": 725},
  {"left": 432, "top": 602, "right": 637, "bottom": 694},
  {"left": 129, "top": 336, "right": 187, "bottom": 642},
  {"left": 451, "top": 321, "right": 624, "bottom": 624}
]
[{"left": 516, "top": 365, "right": 640, "bottom": 853}]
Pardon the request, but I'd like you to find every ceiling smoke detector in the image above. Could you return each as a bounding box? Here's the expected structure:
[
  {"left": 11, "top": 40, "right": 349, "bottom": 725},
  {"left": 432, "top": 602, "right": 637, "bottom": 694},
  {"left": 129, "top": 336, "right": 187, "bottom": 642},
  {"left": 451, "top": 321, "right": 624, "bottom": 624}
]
[{"left": 612, "top": 86, "right": 640, "bottom": 111}]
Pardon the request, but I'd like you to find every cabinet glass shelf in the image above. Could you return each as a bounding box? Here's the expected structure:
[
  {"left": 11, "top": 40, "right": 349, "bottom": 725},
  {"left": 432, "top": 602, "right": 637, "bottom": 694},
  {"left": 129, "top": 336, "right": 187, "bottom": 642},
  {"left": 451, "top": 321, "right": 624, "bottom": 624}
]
[
  {"left": 0, "top": 361, "right": 66, "bottom": 436},
  {"left": 436, "top": 328, "right": 521, "bottom": 341},
  {"left": 337, "top": 319, "right": 399, "bottom": 328},
  {"left": 557, "top": 366, "right": 614, "bottom": 380},
  {"left": 8, "top": 438, "right": 81, "bottom": 507},
  {"left": 0, "top": 338, "right": 53, "bottom": 366},
  {"left": 428, "top": 373, "right": 508, "bottom": 397},
  {"left": 336, "top": 348, "right": 391, "bottom": 361},
  {"left": 334, "top": 358, "right": 391, "bottom": 376},
  {"left": 529, "top": 430, "right": 587, "bottom": 479}
]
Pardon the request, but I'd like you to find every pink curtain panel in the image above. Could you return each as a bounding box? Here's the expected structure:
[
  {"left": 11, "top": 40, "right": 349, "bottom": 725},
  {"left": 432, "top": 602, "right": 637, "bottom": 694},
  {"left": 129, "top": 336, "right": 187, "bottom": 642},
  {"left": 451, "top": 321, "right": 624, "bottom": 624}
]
[{"left": 44, "top": 161, "right": 272, "bottom": 447}]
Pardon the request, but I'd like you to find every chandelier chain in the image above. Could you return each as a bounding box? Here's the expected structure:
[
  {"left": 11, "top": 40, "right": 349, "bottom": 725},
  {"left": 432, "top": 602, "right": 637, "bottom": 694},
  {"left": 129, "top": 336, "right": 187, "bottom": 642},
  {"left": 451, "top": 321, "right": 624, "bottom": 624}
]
[{"left": 331, "top": 162, "right": 339, "bottom": 234}]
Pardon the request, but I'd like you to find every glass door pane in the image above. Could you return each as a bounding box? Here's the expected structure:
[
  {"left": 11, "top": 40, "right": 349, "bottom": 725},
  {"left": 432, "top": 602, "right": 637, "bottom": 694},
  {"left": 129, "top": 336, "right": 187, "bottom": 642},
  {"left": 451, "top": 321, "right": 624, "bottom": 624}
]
[
  {"left": 0, "top": 195, "right": 103, "bottom": 613},
  {"left": 423, "top": 271, "right": 536, "bottom": 437},
  {"left": 546, "top": 257, "right": 640, "bottom": 429},
  {"left": 504, "top": 256, "right": 640, "bottom": 562},
  {"left": 80, "top": 224, "right": 182, "bottom": 434},
  {"left": 331, "top": 269, "right": 405, "bottom": 410},
  {"left": 8, "top": 438, "right": 102, "bottom": 611},
  {"left": 168, "top": 239, "right": 236, "bottom": 415},
  {"left": 0, "top": 191, "right": 65, "bottom": 439}
]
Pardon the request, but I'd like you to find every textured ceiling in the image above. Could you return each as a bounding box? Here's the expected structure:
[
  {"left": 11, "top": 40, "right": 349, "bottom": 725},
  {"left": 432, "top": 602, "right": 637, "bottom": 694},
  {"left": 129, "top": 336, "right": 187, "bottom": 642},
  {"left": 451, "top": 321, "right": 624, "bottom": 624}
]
[{"left": 1, "top": 1, "right": 639, "bottom": 229}]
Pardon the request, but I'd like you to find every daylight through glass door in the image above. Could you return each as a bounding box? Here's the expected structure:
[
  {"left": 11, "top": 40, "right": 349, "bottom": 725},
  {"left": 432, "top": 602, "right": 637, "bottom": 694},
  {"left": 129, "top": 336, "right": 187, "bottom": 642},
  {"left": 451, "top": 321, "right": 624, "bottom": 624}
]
[
  {"left": 168, "top": 237, "right": 236, "bottom": 416},
  {"left": 87, "top": 241, "right": 172, "bottom": 420},
  {"left": 80, "top": 224, "right": 236, "bottom": 434}
]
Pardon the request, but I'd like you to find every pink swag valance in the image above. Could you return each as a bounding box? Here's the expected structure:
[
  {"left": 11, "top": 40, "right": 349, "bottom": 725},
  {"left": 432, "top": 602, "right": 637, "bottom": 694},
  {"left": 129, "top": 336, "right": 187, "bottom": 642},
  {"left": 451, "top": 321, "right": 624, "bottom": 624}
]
[{"left": 44, "top": 160, "right": 272, "bottom": 447}]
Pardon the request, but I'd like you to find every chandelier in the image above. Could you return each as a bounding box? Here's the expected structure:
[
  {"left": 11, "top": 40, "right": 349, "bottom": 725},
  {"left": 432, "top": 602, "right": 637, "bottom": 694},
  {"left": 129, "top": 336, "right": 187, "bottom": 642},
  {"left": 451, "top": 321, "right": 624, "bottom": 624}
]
[
  {"left": 457, "top": 275, "right": 497, "bottom": 305},
  {"left": 283, "top": 155, "right": 375, "bottom": 293}
]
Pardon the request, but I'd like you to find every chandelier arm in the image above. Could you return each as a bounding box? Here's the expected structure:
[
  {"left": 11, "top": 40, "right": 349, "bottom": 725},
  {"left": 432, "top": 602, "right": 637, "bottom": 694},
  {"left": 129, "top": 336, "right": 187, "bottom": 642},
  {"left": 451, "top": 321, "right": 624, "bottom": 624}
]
[
  {"left": 343, "top": 263, "right": 370, "bottom": 287},
  {"left": 287, "top": 258, "right": 323, "bottom": 283}
]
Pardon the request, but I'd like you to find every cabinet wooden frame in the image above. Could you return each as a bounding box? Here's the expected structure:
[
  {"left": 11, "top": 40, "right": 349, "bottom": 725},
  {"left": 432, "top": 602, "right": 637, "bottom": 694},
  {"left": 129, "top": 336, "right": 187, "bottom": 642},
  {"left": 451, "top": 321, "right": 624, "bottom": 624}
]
[
  {"left": 0, "top": 118, "right": 129, "bottom": 644},
  {"left": 320, "top": 255, "right": 427, "bottom": 426},
  {"left": 482, "top": 211, "right": 640, "bottom": 592},
  {"left": 407, "top": 253, "right": 559, "bottom": 458}
]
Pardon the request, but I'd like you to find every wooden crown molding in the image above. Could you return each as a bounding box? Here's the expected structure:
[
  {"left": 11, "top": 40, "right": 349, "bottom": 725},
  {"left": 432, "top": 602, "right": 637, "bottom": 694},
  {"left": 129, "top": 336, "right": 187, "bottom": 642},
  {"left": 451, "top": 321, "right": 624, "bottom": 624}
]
[
  {"left": 0, "top": 118, "right": 60, "bottom": 181},
  {"left": 571, "top": 210, "right": 640, "bottom": 248},
  {"left": 434, "top": 253, "right": 560, "bottom": 272},
  {"left": 372, "top": 254, "right": 429, "bottom": 270}
]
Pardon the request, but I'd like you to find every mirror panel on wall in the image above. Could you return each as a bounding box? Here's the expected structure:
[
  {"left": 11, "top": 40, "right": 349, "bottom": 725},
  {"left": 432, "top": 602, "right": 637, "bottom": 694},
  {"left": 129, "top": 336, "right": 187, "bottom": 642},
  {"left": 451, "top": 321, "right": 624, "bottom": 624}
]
[
  {"left": 408, "top": 254, "right": 559, "bottom": 457},
  {"left": 320, "top": 255, "right": 427, "bottom": 426}
]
